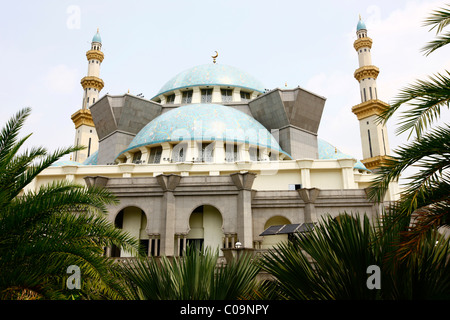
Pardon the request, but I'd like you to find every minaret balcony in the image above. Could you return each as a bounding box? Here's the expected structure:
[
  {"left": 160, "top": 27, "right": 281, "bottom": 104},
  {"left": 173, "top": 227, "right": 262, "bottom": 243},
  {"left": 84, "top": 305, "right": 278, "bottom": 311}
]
[
  {"left": 353, "top": 37, "right": 373, "bottom": 51},
  {"left": 351, "top": 99, "right": 389, "bottom": 120},
  {"left": 362, "top": 155, "right": 391, "bottom": 171},
  {"left": 86, "top": 49, "right": 104, "bottom": 62},
  {"left": 71, "top": 108, "right": 95, "bottom": 129},
  {"left": 354, "top": 65, "right": 379, "bottom": 81},
  {"left": 81, "top": 76, "right": 104, "bottom": 91}
]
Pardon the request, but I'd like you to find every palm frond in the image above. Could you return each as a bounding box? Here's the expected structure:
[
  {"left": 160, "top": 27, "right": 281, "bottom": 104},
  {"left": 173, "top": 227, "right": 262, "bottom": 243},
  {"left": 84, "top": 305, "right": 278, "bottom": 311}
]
[
  {"left": 0, "top": 108, "right": 31, "bottom": 160},
  {"left": 261, "top": 214, "right": 381, "bottom": 300},
  {"left": 0, "top": 108, "right": 142, "bottom": 299},
  {"left": 367, "top": 124, "right": 450, "bottom": 206},
  {"left": 422, "top": 4, "right": 450, "bottom": 55},
  {"left": 120, "top": 245, "right": 260, "bottom": 300},
  {"left": 378, "top": 72, "right": 450, "bottom": 138}
]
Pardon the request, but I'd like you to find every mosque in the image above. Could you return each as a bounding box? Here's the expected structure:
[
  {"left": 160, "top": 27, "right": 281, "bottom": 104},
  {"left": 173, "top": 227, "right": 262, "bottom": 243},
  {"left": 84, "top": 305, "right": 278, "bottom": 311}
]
[{"left": 28, "top": 18, "right": 399, "bottom": 258}]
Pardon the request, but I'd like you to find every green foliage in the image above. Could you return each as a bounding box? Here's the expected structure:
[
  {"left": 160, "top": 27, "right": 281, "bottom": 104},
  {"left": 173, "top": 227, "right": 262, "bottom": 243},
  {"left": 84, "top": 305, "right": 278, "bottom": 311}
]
[
  {"left": 0, "top": 108, "right": 141, "bottom": 299},
  {"left": 422, "top": 4, "right": 450, "bottom": 56},
  {"left": 370, "top": 3, "right": 450, "bottom": 251},
  {"left": 260, "top": 213, "right": 450, "bottom": 300},
  {"left": 119, "top": 245, "right": 261, "bottom": 300}
]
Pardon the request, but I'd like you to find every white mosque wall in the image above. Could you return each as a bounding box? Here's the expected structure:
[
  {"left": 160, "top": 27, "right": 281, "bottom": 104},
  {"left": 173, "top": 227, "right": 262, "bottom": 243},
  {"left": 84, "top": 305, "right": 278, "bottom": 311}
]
[
  {"left": 34, "top": 158, "right": 376, "bottom": 193},
  {"left": 310, "top": 169, "right": 343, "bottom": 189},
  {"left": 29, "top": 163, "right": 383, "bottom": 257}
]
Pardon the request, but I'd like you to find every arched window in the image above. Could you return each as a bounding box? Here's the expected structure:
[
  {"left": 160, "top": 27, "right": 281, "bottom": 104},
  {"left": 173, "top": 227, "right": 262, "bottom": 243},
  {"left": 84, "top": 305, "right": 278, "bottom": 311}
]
[
  {"left": 185, "top": 205, "right": 223, "bottom": 256},
  {"left": 111, "top": 207, "right": 151, "bottom": 257},
  {"left": 261, "top": 216, "right": 291, "bottom": 249}
]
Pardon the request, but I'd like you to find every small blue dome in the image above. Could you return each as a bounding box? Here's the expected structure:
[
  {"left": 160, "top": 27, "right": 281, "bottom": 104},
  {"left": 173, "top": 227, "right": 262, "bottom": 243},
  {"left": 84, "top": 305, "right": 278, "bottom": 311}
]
[
  {"left": 117, "top": 104, "right": 290, "bottom": 158},
  {"left": 92, "top": 31, "right": 102, "bottom": 43},
  {"left": 153, "top": 64, "right": 265, "bottom": 98},
  {"left": 51, "top": 160, "right": 82, "bottom": 167},
  {"left": 83, "top": 150, "right": 98, "bottom": 165},
  {"left": 357, "top": 19, "right": 367, "bottom": 31},
  {"left": 318, "top": 139, "right": 370, "bottom": 172}
]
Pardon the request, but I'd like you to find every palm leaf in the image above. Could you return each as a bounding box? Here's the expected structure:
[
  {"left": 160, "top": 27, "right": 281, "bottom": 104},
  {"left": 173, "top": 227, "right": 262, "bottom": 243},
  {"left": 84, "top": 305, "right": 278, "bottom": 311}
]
[
  {"left": 378, "top": 72, "right": 450, "bottom": 138},
  {"left": 120, "top": 245, "right": 260, "bottom": 300},
  {"left": 422, "top": 4, "right": 450, "bottom": 55},
  {"left": 0, "top": 108, "right": 141, "bottom": 299}
]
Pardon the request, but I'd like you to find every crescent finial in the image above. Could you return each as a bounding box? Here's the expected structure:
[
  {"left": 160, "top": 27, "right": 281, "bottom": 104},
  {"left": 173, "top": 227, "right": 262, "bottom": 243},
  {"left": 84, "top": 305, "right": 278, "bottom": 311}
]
[{"left": 212, "top": 51, "right": 218, "bottom": 63}]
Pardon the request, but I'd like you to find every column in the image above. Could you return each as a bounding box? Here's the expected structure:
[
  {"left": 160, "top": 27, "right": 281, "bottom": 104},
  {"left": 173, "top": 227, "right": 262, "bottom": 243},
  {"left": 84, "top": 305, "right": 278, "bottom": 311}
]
[
  {"left": 214, "top": 140, "right": 225, "bottom": 163},
  {"left": 240, "top": 144, "right": 250, "bottom": 162},
  {"left": 212, "top": 86, "right": 221, "bottom": 103},
  {"left": 298, "top": 188, "right": 320, "bottom": 223},
  {"left": 192, "top": 87, "right": 201, "bottom": 103},
  {"left": 124, "top": 152, "right": 133, "bottom": 164},
  {"left": 160, "top": 142, "right": 171, "bottom": 163},
  {"left": 232, "top": 88, "right": 241, "bottom": 102},
  {"left": 338, "top": 158, "right": 357, "bottom": 189},
  {"left": 176, "top": 233, "right": 182, "bottom": 256},
  {"left": 297, "top": 159, "right": 313, "bottom": 188},
  {"left": 174, "top": 90, "right": 182, "bottom": 104},
  {"left": 156, "top": 174, "right": 181, "bottom": 257},
  {"left": 231, "top": 172, "right": 257, "bottom": 249},
  {"left": 139, "top": 147, "right": 149, "bottom": 164}
]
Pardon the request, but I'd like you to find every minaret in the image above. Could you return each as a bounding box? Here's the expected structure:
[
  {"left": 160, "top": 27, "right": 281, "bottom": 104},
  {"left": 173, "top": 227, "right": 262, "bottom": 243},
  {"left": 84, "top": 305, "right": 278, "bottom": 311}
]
[
  {"left": 71, "top": 29, "right": 104, "bottom": 163},
  {"left": 352, "top": 17, "right": 390, "bottom": 171}
]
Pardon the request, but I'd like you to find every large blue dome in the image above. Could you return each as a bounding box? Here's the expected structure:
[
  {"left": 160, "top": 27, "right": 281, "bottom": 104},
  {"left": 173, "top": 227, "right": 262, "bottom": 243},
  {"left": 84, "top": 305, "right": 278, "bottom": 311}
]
[
  {"left": 117, "top": 104, "right": 289, "bottom": 158},
  {"left": 153, "top": 64, "right": 265, "bottom": 98}
]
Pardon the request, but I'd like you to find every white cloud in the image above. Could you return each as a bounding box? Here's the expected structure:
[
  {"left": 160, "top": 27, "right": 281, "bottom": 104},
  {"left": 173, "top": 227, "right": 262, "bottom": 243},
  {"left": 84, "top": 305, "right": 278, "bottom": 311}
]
[{"left": 43, "top": 64, "right": 79, "bottom": 94}]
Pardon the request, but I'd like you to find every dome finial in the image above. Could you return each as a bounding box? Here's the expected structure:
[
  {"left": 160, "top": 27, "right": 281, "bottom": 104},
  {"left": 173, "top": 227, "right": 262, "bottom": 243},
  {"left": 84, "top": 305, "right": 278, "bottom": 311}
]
[
  {"left": 357, "top": 15, "right": 367, "bottom": 31},
  {"left": 97, "top": 27, "right": 99, "bottom": 33},
  {"left": 212, "top": 51, "right": 218, "bottom": 64}
]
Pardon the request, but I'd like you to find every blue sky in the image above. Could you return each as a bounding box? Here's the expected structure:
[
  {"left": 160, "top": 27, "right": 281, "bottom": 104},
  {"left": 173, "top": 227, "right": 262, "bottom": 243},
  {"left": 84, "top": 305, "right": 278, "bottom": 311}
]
[{"left": 1, "top": 0, "right": 449, "bottom": 162}]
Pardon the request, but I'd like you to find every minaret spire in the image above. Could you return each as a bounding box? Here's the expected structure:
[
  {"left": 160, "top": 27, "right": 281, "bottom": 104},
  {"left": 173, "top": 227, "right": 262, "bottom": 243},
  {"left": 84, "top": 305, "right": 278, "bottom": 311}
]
[
  {"left": 70, "top": 29, "right": 103, "bottom": 163},
  {"left": 351, "top": 17, "right": 391, "bottom": 171}
]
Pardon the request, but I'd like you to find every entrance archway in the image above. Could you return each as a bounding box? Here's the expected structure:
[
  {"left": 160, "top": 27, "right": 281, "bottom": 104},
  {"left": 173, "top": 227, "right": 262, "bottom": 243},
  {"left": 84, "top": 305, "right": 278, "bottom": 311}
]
[
  {"left": 112, "top": 206, "right": 149, "bottom": 257},
  {"left": 261, "top": 215, "right": 291, "bottom": 249},
  {"left": 186, "top": 205, "right": 224, "bottom": 255}
]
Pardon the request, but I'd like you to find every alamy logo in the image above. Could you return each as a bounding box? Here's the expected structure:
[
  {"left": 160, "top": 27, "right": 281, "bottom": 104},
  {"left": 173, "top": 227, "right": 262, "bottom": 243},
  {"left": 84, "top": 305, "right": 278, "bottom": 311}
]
[
  {"left": 67, "top": 265, "right": 81, "bottom": 290},
  {"left": 366, "top": 265, "right": 381, "bottom": 290},
  {"left": 66, "top": 5, "right": 81, "bottom": 30}
]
